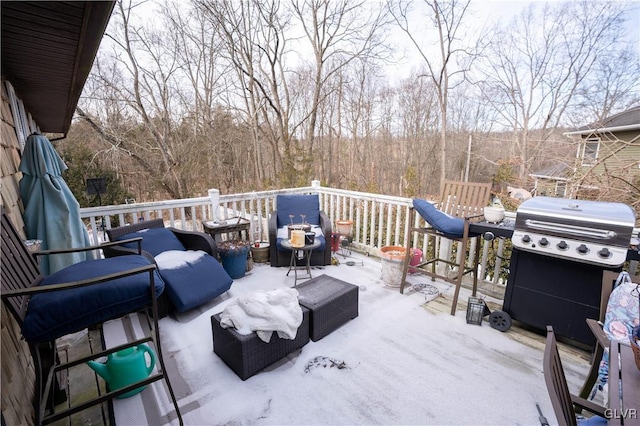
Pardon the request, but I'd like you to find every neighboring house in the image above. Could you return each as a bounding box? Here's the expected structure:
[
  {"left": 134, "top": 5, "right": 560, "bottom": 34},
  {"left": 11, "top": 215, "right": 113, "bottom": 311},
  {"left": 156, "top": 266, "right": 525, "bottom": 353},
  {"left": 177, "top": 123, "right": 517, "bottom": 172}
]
[
  {"left": 529, "top": 161, "right": 574, "bottom": 198},
  {"left": 530, "top": 107, "right": 640, "bottom": 199},
  {"left": 1, "top": 2, "right": 114, "bottom": 423}
]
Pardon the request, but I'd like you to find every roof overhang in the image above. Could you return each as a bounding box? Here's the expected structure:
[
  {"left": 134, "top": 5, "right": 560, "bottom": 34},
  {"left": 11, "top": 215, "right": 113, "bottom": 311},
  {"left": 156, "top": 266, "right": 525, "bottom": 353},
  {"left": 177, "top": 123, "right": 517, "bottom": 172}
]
[
  {"left": 1, "top": 1, "right": 115, "bottom": 135},
  {"left": 563, "top": 107, "right": 640, "bottom": 138},
  {"left": 529, "top": 174, "right": 570, "bottom": 181},
  {"left": 563, "top": 124, "right": 640, "bottom": 137}
]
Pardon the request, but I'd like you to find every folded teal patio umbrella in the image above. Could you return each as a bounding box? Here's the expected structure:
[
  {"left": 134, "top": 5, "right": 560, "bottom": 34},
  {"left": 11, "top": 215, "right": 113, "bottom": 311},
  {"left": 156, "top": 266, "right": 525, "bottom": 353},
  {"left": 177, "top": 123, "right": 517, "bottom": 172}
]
[{"left": 19, "top": 133, "right": 94, "bottom": 275}]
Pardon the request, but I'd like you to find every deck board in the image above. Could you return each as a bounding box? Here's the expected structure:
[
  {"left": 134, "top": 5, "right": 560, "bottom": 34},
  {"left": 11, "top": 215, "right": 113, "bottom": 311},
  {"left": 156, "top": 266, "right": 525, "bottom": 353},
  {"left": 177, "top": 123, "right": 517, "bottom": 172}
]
[
  {"left": 421, "top": 289, "right": 591, "bottom": 360},
  {"left": 52, "top": 329, "right": 112, "bottom": 426},
  {"left": 58, "top": 252, "right": 597, "bottom": 424}
]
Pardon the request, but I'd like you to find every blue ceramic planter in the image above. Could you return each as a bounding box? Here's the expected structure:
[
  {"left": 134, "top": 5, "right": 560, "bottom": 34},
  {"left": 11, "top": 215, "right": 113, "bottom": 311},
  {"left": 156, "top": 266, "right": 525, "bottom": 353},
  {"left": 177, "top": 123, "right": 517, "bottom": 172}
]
[{"left": 219, "top": 244, "right": 249, "bottom": 279}]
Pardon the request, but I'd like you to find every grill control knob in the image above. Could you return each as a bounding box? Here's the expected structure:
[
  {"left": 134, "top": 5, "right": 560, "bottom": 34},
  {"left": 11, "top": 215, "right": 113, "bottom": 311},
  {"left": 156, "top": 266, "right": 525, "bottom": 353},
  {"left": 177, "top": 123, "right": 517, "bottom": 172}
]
[
  {"left": 577, "top": 244, "right": 589, "bottom": 254},
  {"left": 598, "top": 248, "right": 611, "bottom": 258},
  {"left": 522, "top": 235, "right": 531, "bottom": 244},
  {"left": 539, "top": 238, "right": 549, "bottom": 247},
  {"left": 557, "top": 241, "right": 568, "bottom": 250},
  {"left": 483, "top": 232, "right": 495, "bottom": 241}
]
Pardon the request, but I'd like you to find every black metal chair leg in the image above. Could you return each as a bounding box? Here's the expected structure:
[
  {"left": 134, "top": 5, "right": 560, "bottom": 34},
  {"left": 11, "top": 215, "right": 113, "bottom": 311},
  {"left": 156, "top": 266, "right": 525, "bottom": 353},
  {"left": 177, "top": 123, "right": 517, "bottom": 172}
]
[{"left": 152, "top": 324, "right": 183, "bottom": 425}]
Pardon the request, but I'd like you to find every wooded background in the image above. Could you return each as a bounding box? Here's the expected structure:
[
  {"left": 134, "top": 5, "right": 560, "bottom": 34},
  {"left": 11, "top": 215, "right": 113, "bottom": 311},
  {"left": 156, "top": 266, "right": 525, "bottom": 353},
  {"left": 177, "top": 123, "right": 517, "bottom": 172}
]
[{"left": 58, "top": 0, "right": 640, "bottom": 209}]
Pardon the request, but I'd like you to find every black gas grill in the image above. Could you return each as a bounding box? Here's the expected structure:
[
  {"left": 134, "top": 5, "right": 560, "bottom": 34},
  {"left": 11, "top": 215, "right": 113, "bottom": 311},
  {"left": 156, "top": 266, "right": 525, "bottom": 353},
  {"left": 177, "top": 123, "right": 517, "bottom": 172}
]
[{"left": 503, "top": 197, "right": 636, "bottom": 346}]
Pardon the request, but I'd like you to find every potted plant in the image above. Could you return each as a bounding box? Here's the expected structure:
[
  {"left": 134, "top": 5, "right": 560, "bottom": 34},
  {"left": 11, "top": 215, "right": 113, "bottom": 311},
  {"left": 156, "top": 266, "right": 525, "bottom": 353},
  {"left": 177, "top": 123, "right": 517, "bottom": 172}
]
[{"left": 218, "top": 240, "right": 251, "bottom": 279}]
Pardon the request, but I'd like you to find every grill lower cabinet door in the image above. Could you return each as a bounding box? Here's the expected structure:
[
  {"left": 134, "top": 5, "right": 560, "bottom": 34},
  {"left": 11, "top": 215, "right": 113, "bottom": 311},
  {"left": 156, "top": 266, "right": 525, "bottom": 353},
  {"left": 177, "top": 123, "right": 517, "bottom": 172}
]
[{"left": 503, "top": 248, "right": 620, "bottom": 346}]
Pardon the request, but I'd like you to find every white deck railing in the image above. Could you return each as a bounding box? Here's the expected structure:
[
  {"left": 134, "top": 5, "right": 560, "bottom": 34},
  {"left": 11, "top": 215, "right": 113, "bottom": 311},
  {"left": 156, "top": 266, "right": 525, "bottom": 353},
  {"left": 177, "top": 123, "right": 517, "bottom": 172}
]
[{"left": 78, "top": 181, "right": 516, "bottom": 293}]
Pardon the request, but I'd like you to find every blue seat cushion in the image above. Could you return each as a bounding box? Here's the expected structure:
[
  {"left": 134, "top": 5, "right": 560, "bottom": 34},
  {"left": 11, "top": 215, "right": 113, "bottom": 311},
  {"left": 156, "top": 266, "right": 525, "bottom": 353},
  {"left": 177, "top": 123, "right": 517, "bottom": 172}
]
[
  {"left": 413, "top": 198, "right": 466, "bottom": 238},
  {"left": 155, "top": 250, "right": 233, "bottom": 312},
  {"left": 276, "top": 234, "right": 326, "bottom": 251},
  {"left": 577, "top": 415, "right": 607, "bottom": 425},
  {"left": 276, "top": 195, "right": 321, "bottom": 226},
  {"left": 116, "top": 227, "right": 186, "bottom": 257},
  {"left": 22, "top": 255, "right": 164, "bottom": 343}
]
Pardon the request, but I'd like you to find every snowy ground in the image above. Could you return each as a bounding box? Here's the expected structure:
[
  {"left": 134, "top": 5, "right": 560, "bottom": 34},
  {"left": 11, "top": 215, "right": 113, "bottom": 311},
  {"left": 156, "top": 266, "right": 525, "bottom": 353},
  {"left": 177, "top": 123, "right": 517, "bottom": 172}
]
[{"left": 105, "top": 251, "right": 592, "bottom": 425}]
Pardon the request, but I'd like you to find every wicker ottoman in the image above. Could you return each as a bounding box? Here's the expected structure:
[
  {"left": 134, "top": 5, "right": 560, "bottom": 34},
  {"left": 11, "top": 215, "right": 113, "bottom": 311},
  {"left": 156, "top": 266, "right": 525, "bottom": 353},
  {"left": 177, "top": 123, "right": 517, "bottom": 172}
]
[
  {"left": 296, "top": 274, "right": 359, "bottom": 341},
  {"left": 211, "top": 307, "right": 310, "bottom": 380}
]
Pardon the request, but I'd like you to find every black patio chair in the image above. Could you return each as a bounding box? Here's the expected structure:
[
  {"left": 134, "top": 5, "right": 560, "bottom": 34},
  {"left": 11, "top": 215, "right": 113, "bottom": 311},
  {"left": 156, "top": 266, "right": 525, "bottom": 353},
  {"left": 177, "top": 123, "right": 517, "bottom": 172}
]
[
  {"left": 543, "top": 326, "right": 606, "bottom": 426},
  {"left": 0, "top": 210, "right": 182, "bottom": 425}
]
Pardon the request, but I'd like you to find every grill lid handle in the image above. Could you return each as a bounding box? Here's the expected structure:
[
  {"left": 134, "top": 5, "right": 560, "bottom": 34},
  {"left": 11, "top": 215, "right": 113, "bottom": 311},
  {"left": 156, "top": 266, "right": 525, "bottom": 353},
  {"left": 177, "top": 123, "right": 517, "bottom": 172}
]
[{"left": 524, "top": 219, "right": 617, "bottom": 240}]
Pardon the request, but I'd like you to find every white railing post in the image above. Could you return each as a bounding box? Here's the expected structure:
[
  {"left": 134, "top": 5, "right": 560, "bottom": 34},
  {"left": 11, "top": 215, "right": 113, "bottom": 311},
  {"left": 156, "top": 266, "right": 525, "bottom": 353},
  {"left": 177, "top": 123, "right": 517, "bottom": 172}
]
[{"left": 208, "top": 188, "right": 220, "bottom": 222}]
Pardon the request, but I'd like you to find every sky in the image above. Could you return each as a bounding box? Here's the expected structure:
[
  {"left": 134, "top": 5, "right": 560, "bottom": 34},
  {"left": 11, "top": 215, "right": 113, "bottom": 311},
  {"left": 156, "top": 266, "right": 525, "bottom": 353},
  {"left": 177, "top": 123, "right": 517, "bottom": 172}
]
[
  {"left": 386, "top": 0, "right": 640, "bottom": 81},
  {"left": 107, "top": 0, "right": 640, "bottom": 99}
]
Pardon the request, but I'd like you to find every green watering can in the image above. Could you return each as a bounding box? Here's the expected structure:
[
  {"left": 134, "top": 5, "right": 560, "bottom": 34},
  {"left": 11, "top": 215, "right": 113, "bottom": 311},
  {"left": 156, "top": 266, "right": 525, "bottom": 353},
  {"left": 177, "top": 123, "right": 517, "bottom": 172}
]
[{"left": 87, "top": 344, "right": 156, "bottom": 398}]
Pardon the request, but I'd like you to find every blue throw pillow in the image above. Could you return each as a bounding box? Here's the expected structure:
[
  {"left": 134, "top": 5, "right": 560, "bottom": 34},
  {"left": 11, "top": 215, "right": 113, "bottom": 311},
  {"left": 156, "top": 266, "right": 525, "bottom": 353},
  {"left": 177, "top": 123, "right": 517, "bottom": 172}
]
[
  {"left": 276, "top": 195, "right": 321, "bottom": 226},
  {"left": 117, "top": 227, "right": 186, "bottom": 257},
  {"left": 155, "top": 250, "right": 233, "bottom": 312},
  {"left": 413, "top": 198, "right": 464, "bottom": 238},
  {"left": 22, "top": 255, "right": 165, "bottom": 343}
]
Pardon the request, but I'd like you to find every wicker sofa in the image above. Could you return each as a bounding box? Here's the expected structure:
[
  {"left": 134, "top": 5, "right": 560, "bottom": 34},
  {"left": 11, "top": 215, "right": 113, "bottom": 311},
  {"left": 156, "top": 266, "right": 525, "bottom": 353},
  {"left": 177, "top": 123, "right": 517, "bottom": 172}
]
[{"left": 104, "top": 219, "right": 232, "bottom": 317}]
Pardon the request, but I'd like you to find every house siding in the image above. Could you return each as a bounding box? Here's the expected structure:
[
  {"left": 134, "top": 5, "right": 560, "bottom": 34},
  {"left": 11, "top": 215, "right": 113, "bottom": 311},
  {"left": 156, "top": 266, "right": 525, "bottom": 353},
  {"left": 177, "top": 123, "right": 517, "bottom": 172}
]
[
  {"left": 1, "top": 79, "right": 37, "bottom": 425},
  {"left": 534, "top": 180, "right": 568, "bottom": 197},
  {"left": 577, "top": 129, "right": 640, "bottom": 179}
]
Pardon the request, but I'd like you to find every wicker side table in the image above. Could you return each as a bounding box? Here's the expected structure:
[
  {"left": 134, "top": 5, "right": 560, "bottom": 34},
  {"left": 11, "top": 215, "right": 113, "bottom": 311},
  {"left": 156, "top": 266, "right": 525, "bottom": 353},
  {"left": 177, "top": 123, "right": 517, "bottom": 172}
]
[
  {"left": 211, "top": 307, "right": 310, "bottom": 380},
  {"left": 202, "top": 217, "right": 251, "bottom": 242},
  {"left": 296, "top": 274, "right": 359, "bottom": 341}
]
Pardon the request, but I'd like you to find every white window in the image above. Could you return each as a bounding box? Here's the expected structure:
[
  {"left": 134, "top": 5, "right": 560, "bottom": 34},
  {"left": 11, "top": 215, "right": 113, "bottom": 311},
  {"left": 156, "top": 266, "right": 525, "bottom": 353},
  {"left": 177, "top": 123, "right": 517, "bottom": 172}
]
[
  {"left": 581, "top": 138, "right": 599, "bottom": 165},
  {"left": 4, "top": 81, "right": 29, "bottom": 149}
]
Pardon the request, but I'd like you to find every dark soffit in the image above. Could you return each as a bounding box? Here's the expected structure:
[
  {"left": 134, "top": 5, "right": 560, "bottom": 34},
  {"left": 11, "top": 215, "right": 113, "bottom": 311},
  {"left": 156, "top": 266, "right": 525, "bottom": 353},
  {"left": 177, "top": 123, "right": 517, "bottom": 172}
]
[{"left": 1, "top": 1, "right": 115, "bottom": 135}]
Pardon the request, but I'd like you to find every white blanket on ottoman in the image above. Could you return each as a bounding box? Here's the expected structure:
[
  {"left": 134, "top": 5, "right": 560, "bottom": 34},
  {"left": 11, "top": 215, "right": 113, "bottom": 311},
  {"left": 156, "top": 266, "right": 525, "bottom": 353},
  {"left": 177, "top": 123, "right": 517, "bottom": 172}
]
[{"left": 220, "top": 288, "right": 303, "bottom": 343}]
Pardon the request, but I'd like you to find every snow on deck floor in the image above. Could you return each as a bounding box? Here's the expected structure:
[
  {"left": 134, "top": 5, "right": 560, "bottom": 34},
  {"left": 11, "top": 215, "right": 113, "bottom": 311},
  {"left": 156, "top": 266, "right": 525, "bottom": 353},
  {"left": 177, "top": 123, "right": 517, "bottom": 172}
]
[{"left": 105, "top": 251, "right": 592, "bottom": 425}]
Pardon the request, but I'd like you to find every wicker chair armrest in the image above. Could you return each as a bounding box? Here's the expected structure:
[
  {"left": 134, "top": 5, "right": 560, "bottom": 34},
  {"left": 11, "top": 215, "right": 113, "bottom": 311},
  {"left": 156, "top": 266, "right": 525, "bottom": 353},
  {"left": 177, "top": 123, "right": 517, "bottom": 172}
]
[
  {"left": 319, "top": 211, "right": 332, "bottom": 235},
  {"left": 100, "top": 237, "right": 156, "bottom": 264},
  {"left": 169, "top": 228, "right": 217, "bottom": 256},
  {"left": 105, "top": 219, "right": 165, "bottom": 241},
  {"left": 101, "top": 245, "right": 138, "bottom": 258},
  {"left": 268, "top": 212, "right": 278, "bottom": 264},
  {"left": 1, "top": 263, "right": 157, "bottom": 299},
  {"left": 268, "top": 212, "right": 278, "bottom": 239},
  {"left": 102, "top": 247, "right": 155, "bottom": 265}
]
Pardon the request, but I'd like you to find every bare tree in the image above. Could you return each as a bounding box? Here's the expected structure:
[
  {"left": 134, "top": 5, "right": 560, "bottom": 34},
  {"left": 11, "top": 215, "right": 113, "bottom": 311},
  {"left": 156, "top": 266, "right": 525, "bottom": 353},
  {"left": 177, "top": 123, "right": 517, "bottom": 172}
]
[
  {"left": 80, "top": 0, "right": 198, "bottom": 199},
  {"left": 198, "top": 0, "right": 307, "bottom": 185},
  {"left": 389, "top": 0, "right": 474, "bottom": 190},
  {"left": 196, "top": 0, "right": 392, "bottom": 187},
  {"left": 72, "top": 0, "right": 638, "bottom": 204},
  {"left": 160, "top": 1, "right": 236, "bottom": 187},
  {"left": 291, "top": 0, "right": 389, "bottom": 155},
  {"left": 569, "top": 45, "right": 640, "bottom": 125},
  {"left": 474, "top": 1, "right": 633, "bottom": 182},
  {"left": 395, "top": 71, "right": 439, "bottom": 195}
]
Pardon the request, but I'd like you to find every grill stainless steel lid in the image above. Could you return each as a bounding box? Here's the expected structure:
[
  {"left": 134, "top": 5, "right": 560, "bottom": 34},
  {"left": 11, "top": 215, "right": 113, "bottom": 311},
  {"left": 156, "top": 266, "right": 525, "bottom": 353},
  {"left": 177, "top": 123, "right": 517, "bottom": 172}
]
[{"left": 512, "top": 197, "right": 636, "bottom": 267}]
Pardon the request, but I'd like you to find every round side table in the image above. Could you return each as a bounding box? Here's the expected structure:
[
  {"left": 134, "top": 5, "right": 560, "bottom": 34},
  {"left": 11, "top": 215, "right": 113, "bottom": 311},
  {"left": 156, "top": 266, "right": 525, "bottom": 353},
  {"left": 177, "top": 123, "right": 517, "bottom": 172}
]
[{"left": 281, "top": 239, "right": 322, "bottom": 286}]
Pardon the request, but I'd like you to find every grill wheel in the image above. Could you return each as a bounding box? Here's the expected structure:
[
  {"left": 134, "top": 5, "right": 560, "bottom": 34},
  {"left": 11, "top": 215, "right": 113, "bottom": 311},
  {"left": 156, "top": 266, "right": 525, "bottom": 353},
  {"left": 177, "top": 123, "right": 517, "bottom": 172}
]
[{"left": 489, "top": 310, "right": 512, "bottom": 332}]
